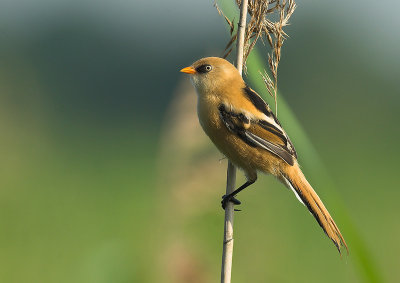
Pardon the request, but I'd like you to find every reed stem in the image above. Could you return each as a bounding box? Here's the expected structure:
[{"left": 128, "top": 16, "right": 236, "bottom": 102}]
[{"left": 220, "top": 1, "right": 248, "bottom": 282}]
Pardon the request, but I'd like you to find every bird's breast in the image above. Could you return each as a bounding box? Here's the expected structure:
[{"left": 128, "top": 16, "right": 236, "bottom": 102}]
[
  {"left": 196, "top": 95, "right": 246, "bottom": 165},
  {"left": 197, "top": 95, "right": 225, "bottom": 137}
]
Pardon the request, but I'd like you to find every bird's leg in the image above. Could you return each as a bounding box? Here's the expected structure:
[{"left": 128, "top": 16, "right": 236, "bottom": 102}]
[{"left": 221, "top": 180, "right": 255, "bottom": 210}]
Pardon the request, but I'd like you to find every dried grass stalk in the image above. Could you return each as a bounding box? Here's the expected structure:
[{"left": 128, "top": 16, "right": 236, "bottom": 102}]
[{"left": 215, "top": 0, "right": 296, "bottom": 116}]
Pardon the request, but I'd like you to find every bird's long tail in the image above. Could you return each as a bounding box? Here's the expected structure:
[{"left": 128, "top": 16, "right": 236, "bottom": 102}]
[{"left": 280, "top": 163, "right": 348, "bottom": 254}]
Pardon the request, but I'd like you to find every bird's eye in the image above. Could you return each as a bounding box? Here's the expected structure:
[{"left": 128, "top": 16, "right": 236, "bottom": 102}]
[{"left": 196, "top": 64, "right": 213, "bottom": 73}]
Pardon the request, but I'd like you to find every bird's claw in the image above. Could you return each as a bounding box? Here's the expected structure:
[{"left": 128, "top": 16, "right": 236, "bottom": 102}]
[{"left": 221, "top": 194, "right": 241, "bottom": 210}]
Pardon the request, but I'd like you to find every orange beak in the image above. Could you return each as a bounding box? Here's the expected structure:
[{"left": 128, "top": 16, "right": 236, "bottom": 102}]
[{"left": 180, "top": 66, "right": 196, "bottom": 74}]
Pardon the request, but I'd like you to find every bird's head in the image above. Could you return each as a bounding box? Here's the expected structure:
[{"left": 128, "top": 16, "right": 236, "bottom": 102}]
[{"left": 180, "top": 57, "right": 243, "bottom": 96}]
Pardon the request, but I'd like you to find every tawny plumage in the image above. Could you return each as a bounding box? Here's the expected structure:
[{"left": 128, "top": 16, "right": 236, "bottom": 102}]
[{"left": 180, "top": 57, "right": 347, "bottom": 253}]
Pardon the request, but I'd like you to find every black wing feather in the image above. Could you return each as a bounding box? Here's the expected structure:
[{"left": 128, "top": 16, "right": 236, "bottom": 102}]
[
  {"left": 218, "top": 104, "right": 295, "bottom": 166},
  {"left": 243, "top": 86, "right": 297, "bottom": 158},
  {"left": 244, "top": 131, "right": 294, "bottom": 165}
]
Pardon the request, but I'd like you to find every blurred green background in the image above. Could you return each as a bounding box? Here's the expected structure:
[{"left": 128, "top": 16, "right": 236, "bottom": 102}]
[{"left": 0, "top": 0, "right": 399, "bottom": 282}]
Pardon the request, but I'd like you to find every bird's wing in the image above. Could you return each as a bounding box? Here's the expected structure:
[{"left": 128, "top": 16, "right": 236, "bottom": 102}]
[
  {"left": 243, "top": 86, "right": 297, "bottom": 157},
  {"left": 218, "top": 99, "right": 297, "bottom": 166}
]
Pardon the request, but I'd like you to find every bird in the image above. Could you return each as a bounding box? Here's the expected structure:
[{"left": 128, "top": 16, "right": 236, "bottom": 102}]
[{"left": 180, "top": 56, "right": 348, "bottom": 253}]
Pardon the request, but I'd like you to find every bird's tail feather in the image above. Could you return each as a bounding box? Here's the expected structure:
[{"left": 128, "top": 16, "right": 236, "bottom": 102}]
[{"left": 281, "top": 164, "right": 348, "bottom": 254}]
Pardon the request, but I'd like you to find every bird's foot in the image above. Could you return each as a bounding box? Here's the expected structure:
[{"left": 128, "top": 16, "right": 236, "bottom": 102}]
[{"left": 221, "top": 194, "right": 241, "bottom": 211}]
